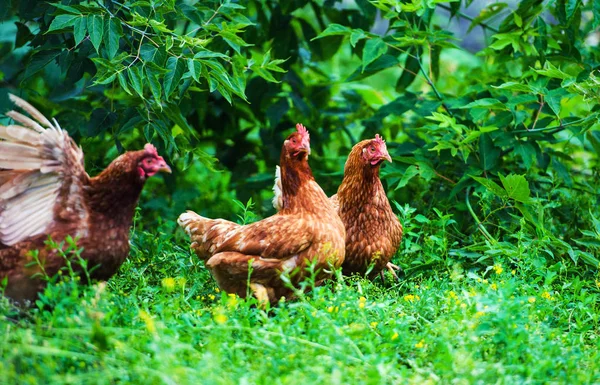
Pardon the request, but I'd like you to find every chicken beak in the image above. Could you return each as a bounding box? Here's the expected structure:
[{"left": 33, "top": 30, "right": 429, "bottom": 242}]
[
  {"left": 382, "top": 152, "right": 392, "bottom": 163},
  {"left": 157, "top": 159, "right": 172, "bottom": 174}
]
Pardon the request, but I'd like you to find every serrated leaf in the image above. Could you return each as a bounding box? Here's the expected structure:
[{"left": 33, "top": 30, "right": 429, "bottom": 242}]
[
  {"left": 146, "top": 67, "right": 162, "bottom": 102},
  {"left": 104, "top": 18, "right": 122, "bottom": 59},
  {"left": 87, "top": 15, "right": 104, "bottom": 53},
  {"left": 499, "top": 174, "right": 531, "bottom": 203},
  {"left": 471, "top": 175, "right": 507, "bottom": 199},
  {"left": 128, "top": 66, "right": 144, "bottom": 98},
  {"left": 362, "top": 38, "right": 387, "bottom": 71},
  {"left": 492, "top": 81, "right": 533, "bottom": 93},
  {"left": 51, "top": 3, "right": 82, "bottom": 14},
  {"left": 187, "top": 59, "right": 202, "bottom": 82},
  {"left": 164, "top": 57, "right": 186, "bottom": 99},
  {"left": 24, "top": 49, "right": 61, "bottom": 79},
  {"left": 461, "top": 98, "right": 508, "bottom": 110},
  {"left": 117, "top": 72, "right": 132, "bottom": 95},
  {"left": 313, "top": 23, "right": 350, "bottom": 40},
  {"left": 73, "top": 16, "right": 87, "bottom": 46},
  {"left": 350, "top": 29, "right": 366, "bottom": 47},
  {"left": 47, "top": 14, "right": 78, "bottom": 32}
]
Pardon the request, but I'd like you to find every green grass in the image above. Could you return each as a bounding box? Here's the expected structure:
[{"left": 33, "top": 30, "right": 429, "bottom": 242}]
[{"left": 2, "top": 214, "right": 600, "bottom": 385}]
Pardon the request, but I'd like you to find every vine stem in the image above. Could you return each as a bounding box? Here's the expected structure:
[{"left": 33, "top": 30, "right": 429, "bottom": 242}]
[
  {"left": 416, "top": 50, "right": 452, "bottom": 116},
  {"left": 465, "top": 187, "right": 497, "bottom": 244}
]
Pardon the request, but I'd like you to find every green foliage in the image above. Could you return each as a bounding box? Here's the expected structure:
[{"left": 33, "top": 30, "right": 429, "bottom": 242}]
[{"left": 1, "top": 0, "right": 600, "bottom": 381}]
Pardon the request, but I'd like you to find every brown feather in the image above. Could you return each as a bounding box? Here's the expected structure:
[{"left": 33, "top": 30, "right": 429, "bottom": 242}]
[
  {"left": 179, "top": 125, "right": 345, "bottom": 305},
  {"left": 334, "top": 139, "right": 403, "bottom": 278},
  {"left": 0, "top": 97, "right": 169, "bottom": 304}
]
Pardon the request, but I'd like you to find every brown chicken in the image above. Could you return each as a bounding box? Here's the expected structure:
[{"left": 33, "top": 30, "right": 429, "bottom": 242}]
[
  {"left": 178, "top": 124, "right": 345, "bottom": 305},
  {"left": 0, "top": 94, "right": 171, "bottom": 303},
  {"left": 331, "top": 135, "right": 403, "bottom": 280}
]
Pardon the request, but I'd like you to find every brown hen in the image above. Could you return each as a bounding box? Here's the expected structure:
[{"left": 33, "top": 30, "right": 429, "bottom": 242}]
[
  {"left": 0, "top": 94, "right": 171, "bottom": 303},
  {"left": 178, "top": 124, "right": 345, "bottom": 305},
  {"left": 331, "top": 135, "right": 403, "bottom": 280}
]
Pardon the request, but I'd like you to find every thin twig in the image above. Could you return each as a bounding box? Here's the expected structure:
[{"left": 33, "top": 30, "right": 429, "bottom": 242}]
[
  {"left": 437, "top": 4, "right": 500, "bottom": 33},
  {"left": 530, "top": 94, "right": 545, "bottom": 131},
  {"left": 465, "top": 187, "right": 497, "bottom": 244}
]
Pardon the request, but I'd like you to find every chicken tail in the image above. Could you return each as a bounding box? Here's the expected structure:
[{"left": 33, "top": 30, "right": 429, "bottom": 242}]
[{"left": 177, "top": 210, "right": 239, "bottom": 260}]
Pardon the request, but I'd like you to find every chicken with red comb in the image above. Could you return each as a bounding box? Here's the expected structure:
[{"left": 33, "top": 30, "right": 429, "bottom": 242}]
[
  {"left": 330, "top": 134, "right": 402, "bottom": 280},
  {"left": 178, "top": 123, "right": 345, "bottom": 306},
  {"left": 0, "top": 94, "right": 171, "bottom": 303}
]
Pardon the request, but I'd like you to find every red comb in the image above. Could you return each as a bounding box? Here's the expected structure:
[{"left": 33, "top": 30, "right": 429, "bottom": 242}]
[
  {"left": 374, "top": 134, "right": 385, "bottom": 145},
  {"left": 296, "top": 123, "right": 309, "bottom": 137},
  {"left": 144, "top": 143, "right": 159, "bottom": 156}
]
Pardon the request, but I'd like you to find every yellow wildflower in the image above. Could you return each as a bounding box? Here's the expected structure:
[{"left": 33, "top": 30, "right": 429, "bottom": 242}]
[
  {"left": 161, "top": 277, "right": 176, "bottom": 292},
  {"left": 215, "top": 288, "right": 220, "bottom": 293},
  {"left": 391, "top": 332, "right": 399, "bottom": 340},
  {"left": 327, "top": 306, "right": 334, "bottom": 313},
  {"left": 493, "top": 264, "right": 503, "bottom": 275},
  {"left": 403, "top": 294, "right": 420, "bottom": 302},
  {"left": 490, "top": 283, "right": 498, "bottom": 291},
  {"left": 475, "top": 311, "right": 485, "bottom": 318},
  {"left": 511, "top": 270, "right": 516, "bottom": 275},
  {"left": 139, "top": 310, "right": 156, "bottom": 335},
  {"left": 541, "top": 291, "right": 552, "bottom": 300},
  {"left": 227, "top": 293, "right": 238, "bottom": 308},
  {"left": 415, "top": 340, "right": 425, "bottom": 349},
  {"left": 208, "top": 294, "right": 216, "bottom": 301},
  {"left": 370, "top": 322, "right": 378, "bottom": 328},
  {"left": 528, "top": 297, "right": 536, "bottom": 303},
  {"left": 359, "top": 296, "right": 367, "bottom": 309},
  {"left": 213, "top": 307, "right": 227, "bottom": 324},
  {"left": 448, "top": 291, "right": 457, "bottom": 299}
]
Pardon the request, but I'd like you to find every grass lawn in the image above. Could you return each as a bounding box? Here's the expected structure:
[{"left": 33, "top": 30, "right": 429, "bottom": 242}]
[{"left": 2, "top": 222, "right": 599, "bottom": 385}]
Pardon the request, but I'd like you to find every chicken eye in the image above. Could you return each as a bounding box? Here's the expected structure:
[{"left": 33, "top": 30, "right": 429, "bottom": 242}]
[
  {"left": 292, "top": 138, "right": 297, "bottom": 144},
  {"left": 370, "top": 146, "right": 375, "bottom": 152}
]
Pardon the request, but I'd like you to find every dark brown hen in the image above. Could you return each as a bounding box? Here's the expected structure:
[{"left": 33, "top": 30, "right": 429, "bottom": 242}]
[
  {"left": 0, "top": 94, "right": 171, "bottom": 302},
  {"left": 178, "top": 124, "right": 345, "bottom": 305},
  {"left": 331, "top": 135, "right": 403, "bottom": 279}
]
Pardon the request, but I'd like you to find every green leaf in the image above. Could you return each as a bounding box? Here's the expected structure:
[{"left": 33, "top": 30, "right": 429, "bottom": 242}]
[
  {"left": 544, "top": 88, "right": 568, "bottom": 116},
  {"left": 47, "top": 14, "right": 78, "bottom": 32},
  {"left": 499, "top": 174, "right": 531, "bottom": 203},
  {"left": 128, "top": 66, "right": 144, "bottom": 98},
  {"left": 362, "top": 38, "right": 387, "bottom": 71},
  {"left": 73, "top": 16, "right": 87, "bottom": 46},
  {"left": 565, "top": 0, "right": 581, "bottom": 21},
  {"left": 313, "top": 24, "right": 350, "bottom": 39},
  {"left": 396, "top": 165, "right": 420, "bottom": 190},
  {"left": 594, "top": 0, "right": 600, "bottom": 29},
  {"left": 117, "top": 72, "right": 131, "bottom": 95},
  {"left": 87, "top": 15, "right": 104, "bottom": 53},
  {"left": 514, "top": 141, "right": 535, "bottom": 169},
  {"left": 24, "top": 49, "right": 61, "bottom": 79},
  {"left": 104, "top": 18, "right": 122, "bottom": 60},
  {"left": 479, "top": 134, "right": 500, "bottom": 171},
  {"left": 187, "top": 59, "right": 202, "bottom": 82},
  {"left": 492, "top": 81, "right": 533, "bottom": 93},
  {"left": 471, "top": 175, "right": 507, "bottom": 199},
  {"left": 164, "top": 57, "right": 186, "bottom": 100},
  {"left": 350, "top": 29, "right": 366, "bottom": 47},
  {"left": 461, "top": 98, "right": 508, "bottom": 110},
  {"left": 146, "top": 67, "right": 162, "bottom": 102}
]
